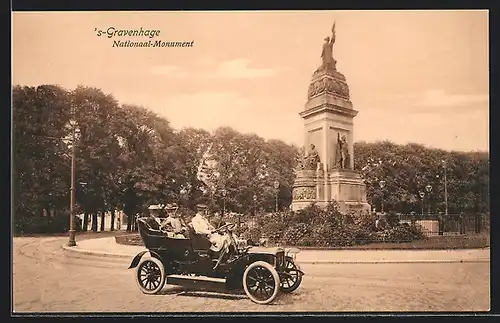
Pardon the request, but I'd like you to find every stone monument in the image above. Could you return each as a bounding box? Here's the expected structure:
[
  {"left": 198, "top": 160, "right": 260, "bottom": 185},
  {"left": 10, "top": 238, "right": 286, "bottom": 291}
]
[{"left": 291, "top": 22, "right": 371, "bottom": 214}]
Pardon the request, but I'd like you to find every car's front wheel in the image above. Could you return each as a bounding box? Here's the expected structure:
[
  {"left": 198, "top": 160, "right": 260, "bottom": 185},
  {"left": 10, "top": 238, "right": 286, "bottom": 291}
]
[
  {"left": 243, "top": 261, "right": 280, "bottom": 305},
  {"left": 280, "top": 256, "right": 303, "bottom": 293},
  {"left": 135, "top": 257, "right": 165, "bottom": 294}
]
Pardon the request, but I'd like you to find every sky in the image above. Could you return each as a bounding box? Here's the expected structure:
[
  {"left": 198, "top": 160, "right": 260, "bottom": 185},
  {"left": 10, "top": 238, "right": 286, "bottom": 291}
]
[{"left": 12, "top": 10, "right": 489, "bottom": 152}]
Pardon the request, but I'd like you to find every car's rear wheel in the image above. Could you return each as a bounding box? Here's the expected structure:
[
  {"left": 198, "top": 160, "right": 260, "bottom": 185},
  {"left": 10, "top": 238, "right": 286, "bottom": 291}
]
[
  {"left": 135, "top": 257, "right": 165, "bottom": 294},
  {"left": 280, "top": 256, "right": 303, "bottom": 293},
  {"left": 243, "top": 261, "right": 280, "bottom": 305}
]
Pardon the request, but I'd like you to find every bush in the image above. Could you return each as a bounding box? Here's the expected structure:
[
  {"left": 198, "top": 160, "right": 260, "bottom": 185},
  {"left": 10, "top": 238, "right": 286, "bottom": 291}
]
[
  {"left": 280, "top": 223, "right": 313, "bottom": 246},
  {"left": 376, "top": 223, "right": 426, "bottom": 243},
  {"left": 261, "top": 216, "right": 288, "bottom": 243},
  {"left": 240, "top": 226, "right": 262, "bottom": 243},
  {"left": 238, "top": 204, "right": 427, "bottom": 248}
]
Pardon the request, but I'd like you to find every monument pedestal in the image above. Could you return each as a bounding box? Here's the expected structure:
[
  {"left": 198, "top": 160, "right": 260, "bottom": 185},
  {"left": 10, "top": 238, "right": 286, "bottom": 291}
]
[
  {"left": 328, "top": 169, "right": 371, "bottom": 214},
  {"left": 291, "top": 168, "right": 370, "bottom": 214}
]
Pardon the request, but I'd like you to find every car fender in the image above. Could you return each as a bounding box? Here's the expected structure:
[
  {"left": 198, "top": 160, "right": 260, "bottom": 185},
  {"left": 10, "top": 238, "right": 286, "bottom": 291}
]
[{"left": 128, "top": 250, "right": 163, "bottom": 269}]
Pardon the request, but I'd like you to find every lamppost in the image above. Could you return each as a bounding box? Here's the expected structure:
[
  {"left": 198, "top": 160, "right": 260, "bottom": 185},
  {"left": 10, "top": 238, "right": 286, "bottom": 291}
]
[
  {"left": 68, "top": 115, "right": 77, "bottom": 247},
  {"left": 442, "top": 160, "right": 448, "bottom": 216},
  {"left": 379, "top": 180, "right": 386, "bottom": 214},
  {"left": 221, "top": 189, "right": 227, "bottom": 216},
  {"left": 419, "top": 191, "right": 425, "bottom": 216},
  {"left": 273, "top": 180, "right": 280, "bottom": 213},
  {"left": 425, "top": 184, "right": 432, "bottom": 215},
  {"left": 253, "top": 194, "right": 257, "bottom": 216},
  {"left": 36, "top": 125, "right": 78, "bottom": 246}
]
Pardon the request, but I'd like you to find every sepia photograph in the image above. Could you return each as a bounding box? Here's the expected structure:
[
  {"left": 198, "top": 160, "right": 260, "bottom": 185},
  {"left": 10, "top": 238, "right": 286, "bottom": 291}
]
[{"left": 12, "top": 10, "right": 490, "bottom": 313}]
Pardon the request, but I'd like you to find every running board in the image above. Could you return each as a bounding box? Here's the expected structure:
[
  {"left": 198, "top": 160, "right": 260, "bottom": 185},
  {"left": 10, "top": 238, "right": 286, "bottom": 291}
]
[{"left": 166, "top": 274, "right": 227, "bottom": 290}]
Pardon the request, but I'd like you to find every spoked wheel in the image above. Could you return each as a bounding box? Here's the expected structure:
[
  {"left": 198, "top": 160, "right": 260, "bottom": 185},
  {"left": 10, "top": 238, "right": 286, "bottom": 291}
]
[
  {"left": 280, "top": 256, "right": 303, "bottom": 293},
  {"left": 135, "top": 257, "right": 166, "bottom": 294},
  {"left": 243, "top": 261, "right": 280, "bottom": 305}
]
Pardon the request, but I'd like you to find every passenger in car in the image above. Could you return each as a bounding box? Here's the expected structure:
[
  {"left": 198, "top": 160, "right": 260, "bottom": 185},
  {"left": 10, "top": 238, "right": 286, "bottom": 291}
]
[{"left": 162, "top": 203, "right": 188, "bottom": 239}]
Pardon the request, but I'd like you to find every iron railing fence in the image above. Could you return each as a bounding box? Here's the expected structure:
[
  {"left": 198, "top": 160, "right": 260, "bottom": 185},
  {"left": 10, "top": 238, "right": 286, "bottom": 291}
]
[{"left": 397, "top": 213, "right": 489, "bottom": 235}]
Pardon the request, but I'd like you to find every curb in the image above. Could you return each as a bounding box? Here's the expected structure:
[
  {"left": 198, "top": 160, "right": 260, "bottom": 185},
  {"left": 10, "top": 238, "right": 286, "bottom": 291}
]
[
  {"left": 61, "top": 244, "right": 133, "bottom": 259},
  {"left": 61, "top": 245, "right": 490, "bottom": 264}
]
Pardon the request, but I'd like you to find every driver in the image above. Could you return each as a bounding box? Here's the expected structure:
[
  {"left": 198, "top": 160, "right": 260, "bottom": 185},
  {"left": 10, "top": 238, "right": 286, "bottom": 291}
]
[{"left": 191, "top": 204, "right": 229, "bottom": 252}]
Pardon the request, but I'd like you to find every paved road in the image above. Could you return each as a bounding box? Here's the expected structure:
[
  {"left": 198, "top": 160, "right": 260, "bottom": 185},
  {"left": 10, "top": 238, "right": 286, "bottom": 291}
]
[{"left": 13, "top": 237, "right": 490, "bottom": 313}]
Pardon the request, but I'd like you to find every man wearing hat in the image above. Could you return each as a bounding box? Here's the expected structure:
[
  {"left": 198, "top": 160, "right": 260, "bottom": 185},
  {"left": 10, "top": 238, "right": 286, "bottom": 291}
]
[
  {"left": 148, "top": 204, "right": 165, "bottom": 218},
  {"left": 191, "top": 204, "right": 227, "bottom": 251},
  {"left": 162, "top": 203, "right": 187, "bottom": 238}
]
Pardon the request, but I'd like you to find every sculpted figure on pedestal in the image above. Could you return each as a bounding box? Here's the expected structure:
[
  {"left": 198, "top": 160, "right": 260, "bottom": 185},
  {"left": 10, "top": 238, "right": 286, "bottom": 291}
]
[
  {"left": 341, "top": 135, "right": 351, "bottom": 169},
  {"left": 305, "top": 144, "right": 321, "bottom": 170},
  {"left": 334, "top": 133, "right": 343, "bottom": 168},
  {"left": 334, "top": 133, "right": 351, "bottom": 169}
]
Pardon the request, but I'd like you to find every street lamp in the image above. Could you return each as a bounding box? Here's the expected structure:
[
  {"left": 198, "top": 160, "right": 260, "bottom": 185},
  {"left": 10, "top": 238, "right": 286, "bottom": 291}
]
[
  {"left": 442, "top": 160, "right": 448, "bottom": 216},
  {"left": 253, "top": 194, "right": 257, "bottom": 216},
  {"left": 419, "top": 191, "right": 425, "bottom": 216},
  {"left": 221, "top": 189, "right": 227, "bottom": 216},
  {"left": 379, "top": 180, "right": 386, "bottom": 214},
  {"left": 273, "top": 180, "right": 280, "bottom": 213},
  {"left": 36, "top": 128, "right": 78, "bottom": 247},
  {"left": 425, "top": 184, "right": 432, "bottom": 215},
  {"left": 67, "top": 116, "right": 77, "bottom": 247}
]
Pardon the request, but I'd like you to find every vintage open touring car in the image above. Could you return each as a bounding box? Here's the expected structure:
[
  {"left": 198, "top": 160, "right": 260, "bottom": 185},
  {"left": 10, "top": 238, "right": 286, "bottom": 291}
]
[{"left": 128, "top": 216, "right": 304, "bottom": 304}]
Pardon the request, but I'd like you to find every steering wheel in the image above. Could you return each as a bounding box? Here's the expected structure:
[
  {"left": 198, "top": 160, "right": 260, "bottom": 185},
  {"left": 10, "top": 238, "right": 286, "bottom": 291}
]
[{"left": 211, "top": 222, "right": 236, "bottom": 234}]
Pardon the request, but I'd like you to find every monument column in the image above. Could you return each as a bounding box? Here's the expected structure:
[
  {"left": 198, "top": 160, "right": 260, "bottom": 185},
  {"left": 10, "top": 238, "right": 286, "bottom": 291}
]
[{"left": 291, "top": 21, "right": 370, "bottom": 214}]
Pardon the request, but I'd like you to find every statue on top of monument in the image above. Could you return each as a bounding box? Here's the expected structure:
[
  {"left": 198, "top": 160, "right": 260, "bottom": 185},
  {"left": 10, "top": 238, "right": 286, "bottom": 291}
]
[{"left": 320, "top": 21, "right": 337, "bottom": 71}]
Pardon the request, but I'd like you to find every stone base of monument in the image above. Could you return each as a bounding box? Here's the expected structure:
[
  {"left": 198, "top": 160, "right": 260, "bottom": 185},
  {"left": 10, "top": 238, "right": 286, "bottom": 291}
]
[
  {"left": 290, "top": 199, "right": 319, "bottom": 211},
  {"left": 329, "top": 169, "right": 370, "bottom": 214},
  {"left": 291, "top": 168, "right": 371, "bottom": 214}
]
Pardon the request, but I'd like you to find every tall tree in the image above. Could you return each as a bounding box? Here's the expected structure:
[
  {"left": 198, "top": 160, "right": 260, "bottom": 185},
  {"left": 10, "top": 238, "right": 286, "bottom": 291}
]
[{"left": 12, "top": 85, "right": 71, "bottom": 232}]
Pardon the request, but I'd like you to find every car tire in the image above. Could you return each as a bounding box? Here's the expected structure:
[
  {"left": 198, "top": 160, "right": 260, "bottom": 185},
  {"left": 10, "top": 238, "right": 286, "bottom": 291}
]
[
  {"left": 243, "top": 260, "right": 280, "bottom": 305},
  {"left": 135, "top": 256, "right": 166, "bottom": 295},
  {"left": 280, "top": 256, "right": 303, "bottom": 293}
]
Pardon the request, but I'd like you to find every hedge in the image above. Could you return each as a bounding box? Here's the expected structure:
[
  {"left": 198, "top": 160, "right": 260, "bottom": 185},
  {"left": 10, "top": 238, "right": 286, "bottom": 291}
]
[{"left": 238, "top": 203, "right": 426, "bottom": 247}]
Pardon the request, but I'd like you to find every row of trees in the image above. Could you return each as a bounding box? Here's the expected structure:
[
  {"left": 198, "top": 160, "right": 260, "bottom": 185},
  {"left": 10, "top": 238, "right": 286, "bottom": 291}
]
[
  {"left": 12, "top": 85, "right": 297, "bottom": 233},
  {"left": 354, "top": 141, "right": 489, "bottom": 214},
  {"left": 12, "top": 84, "right": 489, "bottom": 234}
]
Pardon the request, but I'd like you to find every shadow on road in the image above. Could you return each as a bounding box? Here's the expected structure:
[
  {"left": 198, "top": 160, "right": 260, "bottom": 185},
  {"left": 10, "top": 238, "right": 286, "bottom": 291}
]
[
  {"left": 159, "top": 287, "right": 301, "bottom": 304},
  {"left": 158, "top": 287, "right": 247, "bottom": 301},
  {"left": 177, "top": 291, "right": 246, "bottom": 301},
  {"left": 157, "top": 286, "right": 186, "bottom": 295}
]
